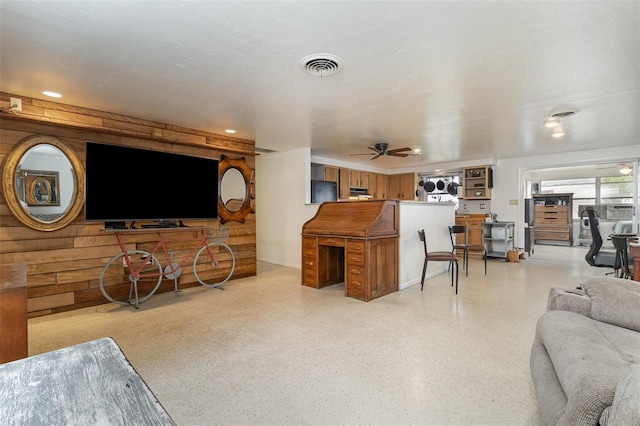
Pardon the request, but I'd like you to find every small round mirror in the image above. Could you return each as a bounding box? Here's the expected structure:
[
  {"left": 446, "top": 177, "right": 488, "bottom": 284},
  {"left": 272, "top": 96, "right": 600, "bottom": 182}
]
[{"left": 2, "top": 135, "right": 85, "bottom": 231}]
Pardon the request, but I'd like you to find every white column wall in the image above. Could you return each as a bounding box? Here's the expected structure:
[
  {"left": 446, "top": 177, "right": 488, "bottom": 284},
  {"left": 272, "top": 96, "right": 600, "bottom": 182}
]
[
  {"left": 255, "top": 148, "right": 318, "bottom": 268},
  {"left": 399, "top": 201, "right": 457, "bottom": 290}
]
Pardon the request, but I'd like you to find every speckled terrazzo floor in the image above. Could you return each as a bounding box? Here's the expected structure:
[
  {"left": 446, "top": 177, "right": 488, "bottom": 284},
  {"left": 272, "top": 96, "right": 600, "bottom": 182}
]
[{"left": 27, "top": 245, "right": 606, "bottom": 425}]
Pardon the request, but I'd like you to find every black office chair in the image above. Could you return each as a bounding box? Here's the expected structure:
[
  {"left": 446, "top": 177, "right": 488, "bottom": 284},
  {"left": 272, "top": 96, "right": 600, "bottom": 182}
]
[
  {"left": 583, "top": 208, "right": 620, "bottom": 273},
  {"left": 418, "top": 229, "right": 459, "bottom": 294},
  {"left": 611, "top": 235, "right": 634, "bottom": 279},
  {"left": 448, "top": 225, "right": 487, "bottom": 276}
]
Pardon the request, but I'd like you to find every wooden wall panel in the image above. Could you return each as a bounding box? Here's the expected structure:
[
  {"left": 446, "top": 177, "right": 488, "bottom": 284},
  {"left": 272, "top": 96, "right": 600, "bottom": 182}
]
[{"left": 0, "top": 92, "right": 257, "bottom": 316}]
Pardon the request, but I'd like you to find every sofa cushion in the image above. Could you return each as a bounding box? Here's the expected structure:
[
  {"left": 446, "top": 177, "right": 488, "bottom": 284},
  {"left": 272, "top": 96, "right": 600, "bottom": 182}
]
[
  {"left": 535, "top": 310, "right": 640, "bottom": 424},
  {"left": 582, "top": 279, "right": 640, "bottom": 332}
]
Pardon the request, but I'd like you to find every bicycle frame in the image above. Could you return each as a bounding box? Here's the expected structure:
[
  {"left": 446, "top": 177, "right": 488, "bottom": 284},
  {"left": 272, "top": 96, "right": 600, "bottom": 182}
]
[{"left": 113, "top": 228, "right": 213, "bottom": 284}]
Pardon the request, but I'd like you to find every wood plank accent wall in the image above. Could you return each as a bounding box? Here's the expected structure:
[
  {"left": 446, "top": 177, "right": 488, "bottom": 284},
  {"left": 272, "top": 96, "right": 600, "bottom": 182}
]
[{"left": 0, "top": 92, "right": 257, "bottom": 317}]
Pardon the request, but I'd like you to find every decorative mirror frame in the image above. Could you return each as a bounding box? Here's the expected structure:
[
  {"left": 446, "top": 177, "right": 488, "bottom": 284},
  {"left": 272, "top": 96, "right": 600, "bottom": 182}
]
[
  {"left": 217, "top": 155, "right": 253, "bottom": 224},
  {"left": 2, "top": 134, "right": 85, "bottom": 231}
]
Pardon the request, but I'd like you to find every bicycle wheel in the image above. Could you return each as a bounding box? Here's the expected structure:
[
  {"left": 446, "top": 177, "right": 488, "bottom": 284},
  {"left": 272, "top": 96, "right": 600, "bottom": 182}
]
[
  {"left": 99, "top": 250, "right": 162, "bottom": 306},
  {"left": 193, "top": 242, "right": 235, "bottom": 287}
]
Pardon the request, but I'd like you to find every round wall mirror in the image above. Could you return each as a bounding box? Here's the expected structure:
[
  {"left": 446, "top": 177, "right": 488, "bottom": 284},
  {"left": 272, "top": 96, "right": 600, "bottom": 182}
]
[
  {"left": 220, "top": 168, "right": 246, "bottom": 212},
  {"left": 2, "top": 134, "right": 85, "bottom": 231},
  {"left": 217, "top": 155, "right": 253, "bottom": 224}
]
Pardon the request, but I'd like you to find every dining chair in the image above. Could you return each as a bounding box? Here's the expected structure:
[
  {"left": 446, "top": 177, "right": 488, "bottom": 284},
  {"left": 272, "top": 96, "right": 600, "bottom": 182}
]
[
  {"left": 448, "top": 225, "right": 487, "bottom": 276},
  {"left": 611, "top": 235, "right": 634, "bottom": 279},
  {"left": 418, "top": 229, "right": 459, "bottom": 294}
]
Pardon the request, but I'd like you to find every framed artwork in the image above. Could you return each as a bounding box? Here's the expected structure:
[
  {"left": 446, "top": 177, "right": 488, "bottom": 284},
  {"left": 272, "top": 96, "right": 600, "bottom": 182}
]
[{"left": 22, "top": 169, "right": 60, "bottom": 206}]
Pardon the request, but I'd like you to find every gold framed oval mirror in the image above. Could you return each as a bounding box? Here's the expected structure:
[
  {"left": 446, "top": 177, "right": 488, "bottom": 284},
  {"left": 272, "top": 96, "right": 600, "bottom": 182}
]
[
  {"left": 2, "top": 134, "right": 85, "bottom": 231},
  {"left": 218, "top": 155, "right": 253, "bottom": 224}
]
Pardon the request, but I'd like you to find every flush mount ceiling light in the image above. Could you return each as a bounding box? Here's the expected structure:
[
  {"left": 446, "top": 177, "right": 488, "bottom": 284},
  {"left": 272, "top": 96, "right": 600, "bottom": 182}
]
[
  {"left": 551, "top": 125, "right": 565, "bottom": 138},
  {"left": 543, "top": 117, "right": 561, "bottom": 128},
  {"left": 225, "top": 129, "right": 236, "bottom": 134},
  {"left": 299, "top": 53, "right": 344, "bottom": 77},
  {"left": 619, "top": 164, "right": 632, "bottom": 175}
]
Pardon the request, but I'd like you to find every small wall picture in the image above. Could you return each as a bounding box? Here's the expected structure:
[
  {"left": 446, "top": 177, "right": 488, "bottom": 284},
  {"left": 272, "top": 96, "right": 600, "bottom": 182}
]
[{"left": 22, "top": 170, "right": 60, "bottom": 206}]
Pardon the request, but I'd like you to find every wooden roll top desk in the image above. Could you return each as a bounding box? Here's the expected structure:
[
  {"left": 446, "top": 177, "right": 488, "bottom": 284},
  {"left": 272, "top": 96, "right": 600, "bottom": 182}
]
[{"left": 301, "top": 200, "right": 399, "bottom": 301}]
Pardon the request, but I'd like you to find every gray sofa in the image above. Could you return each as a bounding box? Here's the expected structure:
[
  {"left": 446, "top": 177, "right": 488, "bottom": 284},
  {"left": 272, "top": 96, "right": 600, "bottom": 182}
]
[{"left": 530, "top": 276, "right": 640, "bottom": 425}]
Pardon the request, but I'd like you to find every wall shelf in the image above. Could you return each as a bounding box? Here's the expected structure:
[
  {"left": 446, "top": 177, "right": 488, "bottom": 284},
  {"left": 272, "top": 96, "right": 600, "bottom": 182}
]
[{"left": 462, "top": 166, "right": 492, "bottom": 200}]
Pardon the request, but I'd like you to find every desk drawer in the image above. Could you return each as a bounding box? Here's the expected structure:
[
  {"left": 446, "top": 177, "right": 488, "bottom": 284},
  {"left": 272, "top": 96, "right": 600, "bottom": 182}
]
[
  {"left": 346, "top": 240, "right": 365, "bottom": 254},
  {"left": 302, "top": 247, "right": 316, "bottom": 258},
  {"left": 346, "top": 268, "right": 366, "bottom": 300},
  {"left": 346, "top": 253, "right": 365, "bottom": 266},
  {"left": 534, "top": 231, "right": 570, "bottom": 240},
  {"left": 302, "top": 237, "right": 316, "bottom": 248},
  {"left": 318, "top": 237, "right": 344, "bottom": 247}
]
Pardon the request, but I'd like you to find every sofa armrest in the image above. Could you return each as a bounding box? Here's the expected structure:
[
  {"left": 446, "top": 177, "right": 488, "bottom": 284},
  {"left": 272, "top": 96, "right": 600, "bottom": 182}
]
[
  {"left": 608, "top": 363, "right": 640, "bottom": 426},
  {"left": 547, "top": 287, "right": 591, "bottom": 317}
]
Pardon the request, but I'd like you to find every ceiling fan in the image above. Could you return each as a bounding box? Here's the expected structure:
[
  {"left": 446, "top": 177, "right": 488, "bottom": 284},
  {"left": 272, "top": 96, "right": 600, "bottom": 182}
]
[{"left": 351, "top": 142, "right": 417, "bottom": 160}]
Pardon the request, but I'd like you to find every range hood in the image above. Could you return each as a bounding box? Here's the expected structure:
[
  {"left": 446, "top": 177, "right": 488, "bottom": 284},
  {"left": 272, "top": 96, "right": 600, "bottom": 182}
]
[{"left": 349, "top": 187, "right": 373, "bottom": 199}]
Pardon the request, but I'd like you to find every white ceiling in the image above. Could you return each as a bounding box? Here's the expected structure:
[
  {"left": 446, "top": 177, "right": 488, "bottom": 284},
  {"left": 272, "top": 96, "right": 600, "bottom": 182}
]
[{"left": 1, "top": 1, "right": 638, "bottom": 170}]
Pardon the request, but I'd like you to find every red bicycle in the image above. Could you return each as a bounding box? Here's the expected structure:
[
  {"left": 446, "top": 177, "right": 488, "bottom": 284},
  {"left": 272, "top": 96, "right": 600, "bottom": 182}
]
[{"left": 99, "top": 226, "right": 235, "bottom": 308}]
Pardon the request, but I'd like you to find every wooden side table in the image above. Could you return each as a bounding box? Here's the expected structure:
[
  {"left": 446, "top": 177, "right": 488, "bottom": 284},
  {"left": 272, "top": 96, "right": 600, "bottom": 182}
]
[{"left": 1, "top": 262, "right": 28, "bottom": 363}]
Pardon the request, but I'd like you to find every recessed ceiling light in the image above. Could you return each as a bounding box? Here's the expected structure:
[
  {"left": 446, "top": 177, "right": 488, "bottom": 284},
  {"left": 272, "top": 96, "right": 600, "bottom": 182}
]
[
  {"left": 414, "top": 149, "right": 422, "bottom": 154},
  {"left": 225, "top": 129, "right": 236, "bottom": 134},
  {"left": 42, "top": 91, "right": 62, "bottom": 98}
]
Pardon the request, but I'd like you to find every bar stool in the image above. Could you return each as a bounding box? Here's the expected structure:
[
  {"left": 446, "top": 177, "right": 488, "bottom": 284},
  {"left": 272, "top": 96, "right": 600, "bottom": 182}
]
[{"left": 418, "top": 229, "right": 459, "bottom": 294}]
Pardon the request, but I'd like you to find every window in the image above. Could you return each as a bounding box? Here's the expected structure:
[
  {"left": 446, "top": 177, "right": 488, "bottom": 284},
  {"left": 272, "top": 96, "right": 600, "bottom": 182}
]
[{"left": 540, "top": 176, "right": 633, "bottom": 218}]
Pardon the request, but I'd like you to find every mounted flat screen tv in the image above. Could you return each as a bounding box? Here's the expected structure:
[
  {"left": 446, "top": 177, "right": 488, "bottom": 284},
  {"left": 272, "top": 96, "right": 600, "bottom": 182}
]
[{"left": 85, "top": 142, "right": 218, "bottom": 224}]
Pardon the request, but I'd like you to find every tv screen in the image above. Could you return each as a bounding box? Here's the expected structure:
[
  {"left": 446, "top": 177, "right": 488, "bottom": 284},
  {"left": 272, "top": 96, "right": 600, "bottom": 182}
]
[{"left": 85, "top": 142, "right": 218, "bottom": 223}]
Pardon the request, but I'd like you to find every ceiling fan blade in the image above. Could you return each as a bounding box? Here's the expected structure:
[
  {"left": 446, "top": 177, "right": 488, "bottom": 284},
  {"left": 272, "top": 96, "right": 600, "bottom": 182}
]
[
  {"left": 387, "top": 147, "right": 412, "bottom": 154},
  {"left": 370, "top": 153, "right": 382, "bottom": 160},
  {"left": 350, "top": 153, "right": 376, "bottom": 156},
  {"left": 389, "top": 153, "right": 409, "bottom": 157},
  {"left": 368, "top": 146, "right": 380, "bottom": 153}
]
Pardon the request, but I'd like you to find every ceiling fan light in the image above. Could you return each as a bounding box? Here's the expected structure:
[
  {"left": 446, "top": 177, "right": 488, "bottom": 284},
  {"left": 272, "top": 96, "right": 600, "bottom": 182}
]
[
  {"left": 543, "top": 117, "right": 561, "bottom": 128},
  {"left": 619, "top": 165, "right": 632, "bottom": 175},
  {"left": 551, "top": 125, "right": 565, "bottom": 138}
]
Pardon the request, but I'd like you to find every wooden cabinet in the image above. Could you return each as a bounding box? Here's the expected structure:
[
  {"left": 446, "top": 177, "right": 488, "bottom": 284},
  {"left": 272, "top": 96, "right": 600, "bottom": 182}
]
[
  {"left": 368, "top": 172, "right": 377, "bottom": 198},
  {"left": 324, "top": 166, "right": 339, "bottom": 184},
  {"left": 455, "top": 215, "right": 485, "bottom": 256},
  {"left": 388, "top": 173, "right": 417, "bottom": 200},
  {"left": 375, "top": 174, "right": 387, "bottom": 199},
  {"left": 462, "top": 166, "right": 492, "bottom": 200},
  {"left": 533, "top": 193, "right": 574, "bottom": 246},
  {"left": 350, "top": 170, "right": 368, "bottom": 188},
  {"left": 338, "top": 168, "right": 350, "bottom": 199},
  {"left": 1, "top": 263, "right": 28, "bottom": 364}
]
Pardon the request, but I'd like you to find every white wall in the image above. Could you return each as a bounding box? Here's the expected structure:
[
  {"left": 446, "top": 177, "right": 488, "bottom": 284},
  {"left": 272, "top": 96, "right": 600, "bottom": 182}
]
[{"left": 256, "top": 148, "right": 318, "bottom": 268}]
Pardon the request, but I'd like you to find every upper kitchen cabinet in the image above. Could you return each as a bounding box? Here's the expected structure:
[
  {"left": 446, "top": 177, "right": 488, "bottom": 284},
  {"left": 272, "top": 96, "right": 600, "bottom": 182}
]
[
  {"left": 350, "top": 170, "right": 369, "bottom": 189},
  {"left": 388, "top": 173, "right": 418, "bottom": 200},
  {"left": 324, "top": 166, "right": 339, "bottom": 184},
  {"left": 462, "top": 166, "right": 492, "bottom": 200}
]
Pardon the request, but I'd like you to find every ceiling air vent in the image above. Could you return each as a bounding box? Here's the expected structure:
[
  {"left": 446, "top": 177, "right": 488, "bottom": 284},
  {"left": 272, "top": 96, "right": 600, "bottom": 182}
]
[{"left": 299, "top": 53, "right": 344, "bottom": 77}]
